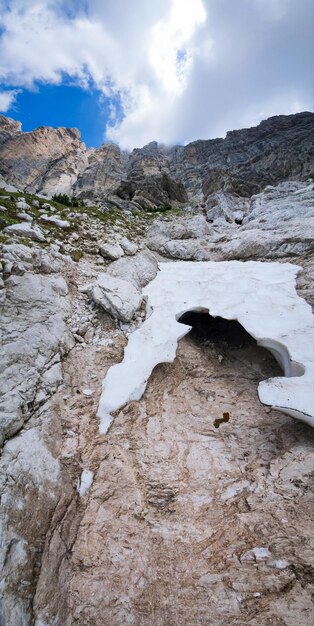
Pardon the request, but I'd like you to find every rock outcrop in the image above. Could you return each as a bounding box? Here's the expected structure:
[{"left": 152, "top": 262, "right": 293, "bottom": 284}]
[
  {"left": 0, "top": 245, "right": 73, "bottom": 446},
  {"left": 73, "top": 143, "right": 129, "bottom": 202},
  {"left": 0, "top": 122, "right": 88, "bottom": 196},
  {"left": 0, "top": 114, "right": 21, "bottom": 146}
]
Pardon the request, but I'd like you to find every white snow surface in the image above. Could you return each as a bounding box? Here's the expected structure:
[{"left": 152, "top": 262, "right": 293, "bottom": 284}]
[
  {"left": 97, "top": 260, "right": 314, "bottom": 432},
  {"left": 78, "top": 469, "right": 94, "bottom": 497}
]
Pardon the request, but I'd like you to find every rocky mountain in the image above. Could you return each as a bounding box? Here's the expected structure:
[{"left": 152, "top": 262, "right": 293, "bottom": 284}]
[
  {"left": 0, "top": 112, "right": 314, "bottom": 626},
  {"left": 0, "top": 111, "right": 313, "bottom": 207},
  {"left": 0, "top": 116, "right": 88, "bottom": 196}
]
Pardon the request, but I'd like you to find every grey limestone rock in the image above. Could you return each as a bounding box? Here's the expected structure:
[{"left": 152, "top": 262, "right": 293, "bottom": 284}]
[
  {"left": 205, "top": 191, "right": 249, "bottom": 223},
  {"left": 4, "top": 222, "right": 46, "bottom": 242},
  {"left": 146, "top": 215, "right": 212, "bottom": 255},
  {"left": 108, "top": 249, "right": 159, "bottom": 289},
  {"left": 99, "top": 242, "right": 125, "bottom": 261},
  {"left": 16, "top": 212, "right": 33, "bottom": 222},
  {"left": 16, "top": 200, "right": 30, "bottom": 210},
  {"left": 40, "top": 214, "right": 70, "bottom": 228},
  {"left": 0, "top": 251, "right": 72, "bottom": 446},
  {"left": 117, "top": 236, "right": 138, "bottom": 256},
  {"left": 146, "top": 180, "right": 314, "bottom": 265},
  {"left": 88, "top": 273, "right": 142, "bottom": 322}
]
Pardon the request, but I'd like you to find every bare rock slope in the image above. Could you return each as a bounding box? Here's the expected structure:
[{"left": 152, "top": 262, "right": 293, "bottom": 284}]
[{"left": 0, "top": 114, "right": 314, "bottom": 626}]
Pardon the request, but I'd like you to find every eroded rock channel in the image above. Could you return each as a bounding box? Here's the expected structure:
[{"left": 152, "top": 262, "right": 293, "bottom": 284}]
[{"left": 35, "top": 331, "right": 314, "bottom": 625}]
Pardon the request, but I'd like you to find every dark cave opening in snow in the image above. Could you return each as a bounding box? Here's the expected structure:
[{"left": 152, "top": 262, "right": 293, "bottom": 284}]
[
  {"left": 178, "top": 310, "right": 256, "bottom": 348},
  {"left": 177, "top": 310, "right": 306, "bottom": 381}
]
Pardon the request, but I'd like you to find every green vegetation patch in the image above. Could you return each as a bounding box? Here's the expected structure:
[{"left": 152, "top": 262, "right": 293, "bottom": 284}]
[{"left": 0, "top": 187, "right": 184, "bottom": 256}]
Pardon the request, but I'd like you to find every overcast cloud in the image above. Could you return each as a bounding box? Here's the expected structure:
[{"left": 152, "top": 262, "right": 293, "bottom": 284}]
[{"left": 0, "top": 0, "right": 312, "bottom": 148}]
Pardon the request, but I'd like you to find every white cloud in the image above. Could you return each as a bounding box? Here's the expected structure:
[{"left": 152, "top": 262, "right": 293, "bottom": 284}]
[
  {"left": 149, "top": 0, "right": 206, "bottom": 94},
  {"left": 0, "top": 88, "right": 20, "bottom": 112},
  {"left": 0, "top": 0, "right": 312, "bottom": 148}
]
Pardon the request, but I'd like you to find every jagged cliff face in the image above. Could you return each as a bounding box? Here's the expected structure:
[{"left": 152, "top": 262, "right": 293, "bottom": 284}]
[
  {"left": 73, "top": 143, "right": 129, "bottom": 201},
  {"left": 0, "top": 112, "right": 313, "bottom": 207},
  {"left": 0, "top": 113, "right": 314, "bottom": 626},
  {"left": 0, "top": 116, "right": 88, "bottom": 196},
  {"left": 0, "top": 115, "right": 22, "bottom": 146},
  {"left": 181, "top": 113, "right": 314, "bottom": 197}
]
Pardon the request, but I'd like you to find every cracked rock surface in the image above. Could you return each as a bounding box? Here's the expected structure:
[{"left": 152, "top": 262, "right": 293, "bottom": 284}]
[
  {"left": 0, "top": 117, "right": 313, "bottom": 625},
  {"left": 31, "top": 333, "right": 314, "bottom": 626}
]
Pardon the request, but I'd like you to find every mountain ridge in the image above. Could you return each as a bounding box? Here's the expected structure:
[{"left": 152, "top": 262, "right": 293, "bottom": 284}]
[{"left": 0, "top": 111, "right": 313, "bottom": 208}]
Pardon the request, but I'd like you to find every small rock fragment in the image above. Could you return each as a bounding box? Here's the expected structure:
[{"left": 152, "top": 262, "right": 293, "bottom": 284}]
[
  {"left": 241, "top": 547, "right": 272, "bottom": 562},
  {"left": 267, "top": 559, "right": 289, "bottom": 569}
]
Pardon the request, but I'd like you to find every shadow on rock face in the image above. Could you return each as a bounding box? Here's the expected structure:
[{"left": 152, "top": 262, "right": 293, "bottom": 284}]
[{"left": 178, "top": 310, "right": 255, "bottom": 348}]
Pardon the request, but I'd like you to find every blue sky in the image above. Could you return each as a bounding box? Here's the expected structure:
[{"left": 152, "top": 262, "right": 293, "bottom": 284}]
[
  {"left": 0, "top": 82, "right": 117, "bottom": 147},
  {"left": 0, "top": 0, "right": 313, "bottom": 149}
]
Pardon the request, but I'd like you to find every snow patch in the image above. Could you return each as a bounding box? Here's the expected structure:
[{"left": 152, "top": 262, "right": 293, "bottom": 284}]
[
  {"left": 78, "top": 469, "right": 94, "bottom": 497},
  {"left": 97, "top": 261, "right": 314, "bottom": 432}
]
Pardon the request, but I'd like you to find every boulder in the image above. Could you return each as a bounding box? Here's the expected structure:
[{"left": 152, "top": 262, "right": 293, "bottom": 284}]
[
  {"left": 40, "top": 214, "right": 70, "bottom": 228},
  {"left": 0, "top": 175, "right": 18, "bottom": 192},
  {"left": 17, "top": 212, "right": 33, "bottom": 222},
  {"left": 133, "top": 194, "right": 157, "bottom": 211},
  {"left": 117, "top": 236, "right": 138, "bottom": 256},
  {"left": 146, "top": 215, "right": 212, "bottom": 256},
  {"left": 88, "top": 273, "right": 143, "bottom": 322},
  {"left": 205, "top": 191, "right": 249, "bottom": 223},
  {"left": 16, "top": 200, "right": 30, "bottom": 210},
  {"left": 108, "top": 250, "right": 158, "bottom": 289},
  {"left": 99, "top": 242, "right": 124, "bottom": 260},
  {"left": 4, "top": 222, "right": 46, "bottom": 242}
]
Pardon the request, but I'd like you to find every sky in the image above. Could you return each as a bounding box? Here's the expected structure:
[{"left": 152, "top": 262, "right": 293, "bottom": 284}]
[{"left": 0, "top": 0, "right": 313, "bottom": 149}]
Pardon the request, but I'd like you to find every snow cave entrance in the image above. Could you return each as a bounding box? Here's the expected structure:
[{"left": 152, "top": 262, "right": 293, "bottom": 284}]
[
  {"left": 177, "top": 308, "right": 285, "bottom": 379},
  {"left": 178, "top": 310, "right": 255, "bottom": 348},
  {"left": 177, "top": 308, "right": 304, "bottom": 378}
]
